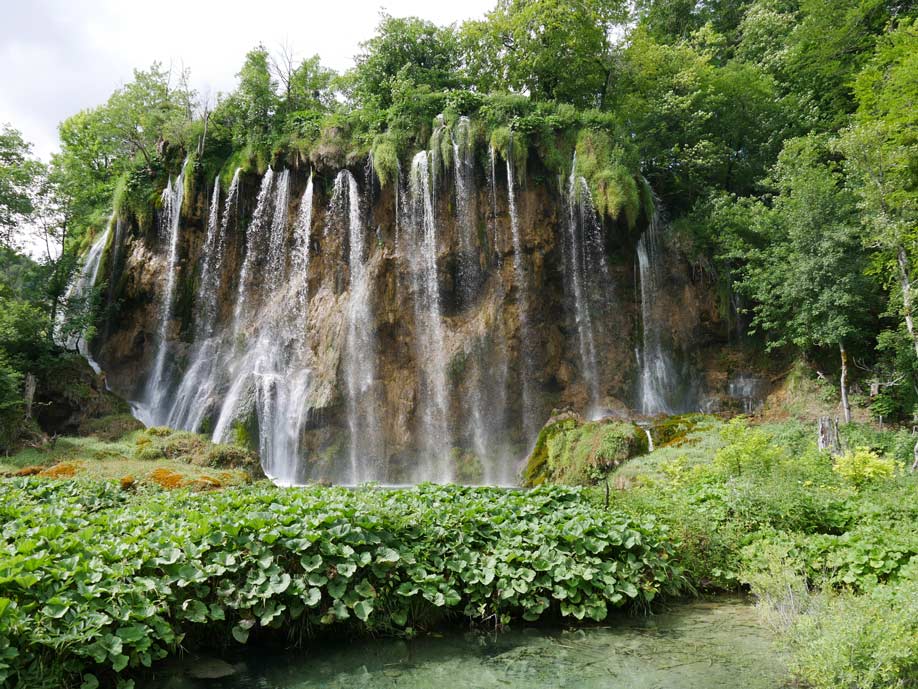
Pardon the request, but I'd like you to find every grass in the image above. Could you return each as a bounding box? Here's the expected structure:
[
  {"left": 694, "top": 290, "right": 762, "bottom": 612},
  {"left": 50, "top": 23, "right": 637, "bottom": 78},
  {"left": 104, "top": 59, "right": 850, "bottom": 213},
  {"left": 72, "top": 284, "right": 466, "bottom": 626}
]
[{"left": 1, "top": 418, "right": 259, "bottom": 489}]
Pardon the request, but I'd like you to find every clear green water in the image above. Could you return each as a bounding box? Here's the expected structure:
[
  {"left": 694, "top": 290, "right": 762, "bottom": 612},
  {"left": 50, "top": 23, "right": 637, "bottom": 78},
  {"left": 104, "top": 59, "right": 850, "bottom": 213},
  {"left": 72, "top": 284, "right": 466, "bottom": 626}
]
[{"left": 153, "top": 598, "right": 786, "bottom": 689}]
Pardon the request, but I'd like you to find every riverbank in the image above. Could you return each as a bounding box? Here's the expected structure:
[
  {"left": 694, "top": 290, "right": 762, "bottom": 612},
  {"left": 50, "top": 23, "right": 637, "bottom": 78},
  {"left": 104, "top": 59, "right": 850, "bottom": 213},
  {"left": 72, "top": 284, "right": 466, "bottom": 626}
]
[{"left": 1, "top": 416, "right": 916, "bottom": 689}]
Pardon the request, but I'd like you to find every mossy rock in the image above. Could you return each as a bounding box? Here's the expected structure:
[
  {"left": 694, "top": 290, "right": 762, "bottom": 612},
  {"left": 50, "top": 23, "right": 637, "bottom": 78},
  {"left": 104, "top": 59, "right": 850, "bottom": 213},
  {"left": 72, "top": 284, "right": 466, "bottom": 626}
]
[
  {"left": 650, "top": 414, "right": 714, "bottom": 448},
  {"left": 523, "top": 413, "right": 648, "bottom": 487},
  {"left": 135, "top": 446, "right": 166, "bottom": 462},
  {"left": 200, "top": 444, "right": 263, "bottom": 479},
  {"left": 159, "top": 431, "right": 209, "bottom": 461},
  {"left": 79, "top": 414, "right": 145, "bottom": 442}
]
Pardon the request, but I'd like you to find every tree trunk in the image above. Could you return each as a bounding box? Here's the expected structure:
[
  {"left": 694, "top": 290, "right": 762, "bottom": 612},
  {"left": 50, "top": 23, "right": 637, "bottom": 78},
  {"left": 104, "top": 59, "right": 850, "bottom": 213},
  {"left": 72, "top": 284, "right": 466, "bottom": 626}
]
[
  {"left": 839, "top": 342, "right": 851, "bottom": 424},
  {"left": 897, "top": 245, "right": 918, "bottom": 358},
  {"left": 911, "top": 436, "right": 918, "bottom": 473},
  {"left": 818, "top": 416, "right": 841, "bottom": 455},
  {"left": 23, "top": 373, "right": 36, "bottom": 420}
]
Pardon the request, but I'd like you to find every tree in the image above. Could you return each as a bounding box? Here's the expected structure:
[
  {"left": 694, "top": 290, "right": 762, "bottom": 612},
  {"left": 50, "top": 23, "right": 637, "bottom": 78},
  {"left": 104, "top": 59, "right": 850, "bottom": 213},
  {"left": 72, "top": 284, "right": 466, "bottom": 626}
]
[
  {"left": 0, "top": 125, "right": 43, "bottom": 248},
  {"left": 739, "top": 135, "right": 877, "bottom": 422},
  {"left": 463, "top": 0, "right": 628, "bottom": 107},
  {"left": 613, "top": 30, "right": 792, "bottom": 213},
  {"left": 838, "top": 19, "right": 918, "bottom": 357},
  {"left": 102, "top": 63, "right": 196, "bottom": 171},
  {"left": 784, "top": 0, "right": 901, "bottom": 126},
  {"left": 634, "top": 0, "right": 755, "bottom": 46},
  {"left": 349, "top": 15, "right": 462, "bottom": 112}
]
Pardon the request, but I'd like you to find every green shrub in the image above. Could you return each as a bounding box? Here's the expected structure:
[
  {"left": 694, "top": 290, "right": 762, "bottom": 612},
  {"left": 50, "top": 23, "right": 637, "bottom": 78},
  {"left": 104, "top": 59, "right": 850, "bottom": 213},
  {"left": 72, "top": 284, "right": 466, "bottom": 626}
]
[
  {"left": 202, "top": 443, "right": 260, "bottom": 473},
  {"left": 371, "top": 134, "right": 400, "bottom": 187},
  {"left": 833, "top": 447, "right": 897, "bottom": 488},
  {"left": 159, "top": 431, "right": 208, "bottom": 461},
  {"left": 134, "top": 445, "right": 165, "bottom": 461},
  {"left": 0, "top": 481, "right": 685, "bottom": 688},
  {"left": 782, "top": 576, "right": 918, "bottom": 689},
  {"left": 714, "top": 417, "right": 786, "bottom": 476}
]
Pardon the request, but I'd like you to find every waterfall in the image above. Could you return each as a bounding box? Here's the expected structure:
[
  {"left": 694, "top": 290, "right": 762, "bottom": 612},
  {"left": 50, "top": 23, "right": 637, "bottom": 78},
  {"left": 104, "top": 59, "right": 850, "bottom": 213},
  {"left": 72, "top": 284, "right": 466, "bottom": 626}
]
[
  {"left": 141, "top": 158, "right": 188, "bottom": 423},
  {"left": 451, "top": 116, "right": 477, "bottom": 305},
  {"left": 164, "top": 171, "right": 238, "bottom": 432},
  {"left": 489, "top": 146, "right": 499, "bottom": 242},
  {"left": 291, "top": 173, "right": 313, "bottom": 316},
  {"left": 335, "top": 170, "right": 383, "bottom": 484},
  {"left": 728, "top": 374, "right": 764, "bottom": 415},
  {"left": 265, "top": 169, "right": 290, "bottom": 291},
  {"left": 58, "top": 224, "right": 111, "bottom": 373},
  {"left": 232, "top": 168, "right": 275, "bottom": 336},
  {"left": 406, "top": 151, "right": 453, "bottom": 482},
  {"left": 194, "top": 177, "right": 224, "bottom": 338},
  {"left": 207, "top": 168, "right": 313, "bottom": 483},
  {"left": 505, "top": 138, "right": 537, "bottom": 439},
  {"left": 637, "top": 208, "right": 676, "bottom": 415},
  {"left": 561, "top": 156, "right": 612, "bottom": 414}
]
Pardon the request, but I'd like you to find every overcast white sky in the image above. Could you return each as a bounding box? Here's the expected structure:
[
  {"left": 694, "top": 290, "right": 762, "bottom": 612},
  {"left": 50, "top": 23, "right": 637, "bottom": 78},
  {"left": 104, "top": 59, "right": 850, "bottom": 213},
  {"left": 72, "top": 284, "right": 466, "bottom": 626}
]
[{"left": 0, "top": 0, "right": 495, "bottom": 161}]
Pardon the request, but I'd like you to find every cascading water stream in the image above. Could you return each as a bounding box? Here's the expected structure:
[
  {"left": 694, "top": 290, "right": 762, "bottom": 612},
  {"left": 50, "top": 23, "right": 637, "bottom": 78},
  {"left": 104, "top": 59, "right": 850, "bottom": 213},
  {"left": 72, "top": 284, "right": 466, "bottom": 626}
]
[
  {"left": 637, "top": 207, "right": 676, "bottom": 415},
  {"left": 562, "top": 161, "right": 600, "bottom": 410},
  {"left": 231, "top": 168, "right": 275, "bottom": 337},
  {"left": 407, "top": 152, "right": 453, "bottom": 482},
  {"left": 451, "top": 116, "right": 477, "bottom": 305},
  {"left": 141, "top": 158, "right": 188, "bottom": 424},
  {"left": 336, "top": 170, "right": 383, "bottom": 484},
  {"left": 209, "top": 168, "right": 314, "bottom": 483},
  {"left": 505, "top": 138, "right": 537, "bottom": 439},
  {"left": 165, "top": 173, "right": 234, "bottom": 431},
  {"left": 58, "top": 223, "right": 111, "bottom": 374},
  {"left": 291, "top": 173, "right": 313, "bottom": 316}
]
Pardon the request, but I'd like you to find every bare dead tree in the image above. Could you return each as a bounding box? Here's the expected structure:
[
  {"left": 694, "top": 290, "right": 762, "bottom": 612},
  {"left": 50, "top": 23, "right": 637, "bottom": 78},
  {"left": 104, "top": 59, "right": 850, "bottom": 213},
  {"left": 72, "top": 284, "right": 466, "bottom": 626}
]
[{"left": 271, "top": 40, "right": 297, "bottom": 105}]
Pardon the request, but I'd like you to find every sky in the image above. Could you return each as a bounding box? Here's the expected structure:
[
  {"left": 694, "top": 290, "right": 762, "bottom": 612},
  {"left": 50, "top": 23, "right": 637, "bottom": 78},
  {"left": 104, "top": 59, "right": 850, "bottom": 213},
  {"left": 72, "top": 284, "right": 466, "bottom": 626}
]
[{"left": 0, "top": 0, "right": 495, "bottom": 161}]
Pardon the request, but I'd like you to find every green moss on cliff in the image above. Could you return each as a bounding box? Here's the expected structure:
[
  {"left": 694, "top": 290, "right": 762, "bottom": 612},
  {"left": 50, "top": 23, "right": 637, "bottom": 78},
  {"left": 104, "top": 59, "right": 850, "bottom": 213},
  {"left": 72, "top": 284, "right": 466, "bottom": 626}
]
[{"left": 371, "top": 133, "right": 399, "bottom": 187}]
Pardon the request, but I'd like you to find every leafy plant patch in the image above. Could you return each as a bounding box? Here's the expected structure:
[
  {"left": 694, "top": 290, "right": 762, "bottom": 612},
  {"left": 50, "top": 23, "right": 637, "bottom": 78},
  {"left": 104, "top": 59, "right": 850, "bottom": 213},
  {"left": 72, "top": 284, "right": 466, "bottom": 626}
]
[{"left": 0, "top": 480, "right": 683, "bottom": 689}]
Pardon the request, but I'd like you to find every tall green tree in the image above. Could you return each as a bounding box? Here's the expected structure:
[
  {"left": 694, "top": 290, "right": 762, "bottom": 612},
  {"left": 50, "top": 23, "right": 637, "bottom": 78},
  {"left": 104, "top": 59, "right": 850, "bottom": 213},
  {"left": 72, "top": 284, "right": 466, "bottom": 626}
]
[
  {"left": 0, "top": 125, "right": 43, "bottom": 248},
  {"left": 838, "top": 19, "right": 918, "bottom": 357},
  {"left": 349, "top": 15, "right": 462, "bottom": 113},
  {"left": 463, "top": 0, "right": 628, "bottom": 107},
  {"left": 740, "top": 135, "right": 877, "bottom": 422}
]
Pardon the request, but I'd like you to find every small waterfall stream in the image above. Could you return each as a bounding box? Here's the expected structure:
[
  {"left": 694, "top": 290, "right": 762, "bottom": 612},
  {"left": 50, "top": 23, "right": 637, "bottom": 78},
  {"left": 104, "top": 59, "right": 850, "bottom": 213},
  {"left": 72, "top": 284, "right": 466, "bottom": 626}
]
[
  {"left": 505, "top": 138, "right": 537, "bottom": 439},
  {"left": 141, "top": 158, "right": 188, "bottom": 422},
  {"left": 59, "top": 224, "right": 111, "bottom": 373},
  {"left": 165, "top": 169, "right": 240, "bottom": 432},
  {"left": 337, "top": 170, "right": 383, "bottom": 484},
  {"left": 637, "top": 207, "right": 677, "bottom": 415},
  {"left": 406, "top": 152, "right": 453, "bottom": 482},
  {"left": 561, "top": 156, "right": 609, "bottom": 413}
]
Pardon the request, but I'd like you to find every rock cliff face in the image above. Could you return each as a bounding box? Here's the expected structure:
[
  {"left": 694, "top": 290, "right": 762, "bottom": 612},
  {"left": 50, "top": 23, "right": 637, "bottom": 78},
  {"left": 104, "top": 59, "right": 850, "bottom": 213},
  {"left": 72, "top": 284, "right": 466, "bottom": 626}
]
[{"left": 90, "top": 143, "right": 738, "bottom": 484}]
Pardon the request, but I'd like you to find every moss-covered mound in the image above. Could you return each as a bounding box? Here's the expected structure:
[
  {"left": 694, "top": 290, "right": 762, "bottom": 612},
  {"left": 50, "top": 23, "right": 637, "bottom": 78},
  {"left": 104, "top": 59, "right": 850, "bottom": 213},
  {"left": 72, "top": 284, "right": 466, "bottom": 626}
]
[{"left": 523, "top": 412, "right": 649, "bottom": 487}]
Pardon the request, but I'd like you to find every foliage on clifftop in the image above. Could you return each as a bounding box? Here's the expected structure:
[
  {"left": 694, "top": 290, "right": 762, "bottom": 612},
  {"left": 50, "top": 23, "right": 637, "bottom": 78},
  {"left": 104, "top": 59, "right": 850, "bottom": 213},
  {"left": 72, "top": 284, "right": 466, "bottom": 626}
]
[{"left": 0, "top": 481, "right": 682, "bottom": 688}]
